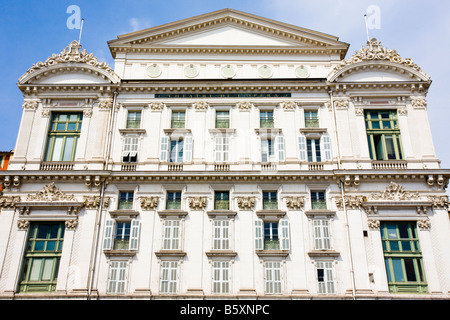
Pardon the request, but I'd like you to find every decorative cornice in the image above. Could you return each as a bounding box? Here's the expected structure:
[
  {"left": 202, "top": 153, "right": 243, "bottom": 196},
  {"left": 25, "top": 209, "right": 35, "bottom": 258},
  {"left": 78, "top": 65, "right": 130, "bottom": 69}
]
[
  {"left": 0, "top": 196, "right": 21, "bottom": 208},
  {"left": 83, "top": 195, "right": 111, "bottom": 209},
  {"left": 98, "top": 99, "right": 113, "bottom": 110},
  {"left": 188, "top": 196, "right": 207, "bottom": 210},
  {"left": 325, "top": 98, "right": 349, "bottom": 110},
  {"left": 411, "top": 96, "right": 427, "bottom": 109},
  {"left": 236, "top": 101, "right": 253, "bottom": 111},
  {"left": 149, "top": 102, "right": 165, "bottom": 111},
  {"left": 428, "top": 195, "right": 449, "bottom": 209},
  {"left": 236, "top": 196, "right": 255, "bottom": 210},
  {"left": 334, "top": 38, "right": 429, "bottom": 78},
  {"left": 192, "top": 101, "right": 209, "bottom": 111},
  {"left": 140, "top": 196, "right": 159, "bottom": 210},
  {"left": 280, "top": 101, "right": 297, "bottom": 110},
  {"left": 22, "top": 100, "right": 39, "bottom": 110},
  {"left": 335, "top": 195, "right": 366, "bottom": 209},
  {"left": 26, "top": 183, "right": 75, "bottom": 202}
]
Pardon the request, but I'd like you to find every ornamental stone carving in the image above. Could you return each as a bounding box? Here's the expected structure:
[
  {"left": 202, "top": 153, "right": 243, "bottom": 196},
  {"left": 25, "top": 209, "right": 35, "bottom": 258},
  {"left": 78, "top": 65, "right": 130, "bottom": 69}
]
[
  {"left": 411, "top": 96, "right": 427, "bottom": 109},
  {"left": 325, "top": 99, "right": 349, "bottom": 110},
  {"left": 188, "top": 197, "right": 207, "bottom": 210},
  {"left": 26, "top": 183, "right": 75, "bottom": 202},
  {"left": 149, "top": 102, "right": 165, "bottom": 111},
  {"left": 236, "top": 196, "right": 255, "bottom": 210},
  {"left": 280, "top": 101, "right": 297, "bottom": 110},
  {"left": 17, "top": 220, "right": 30, "bottom": 230},
  {"left": 367, "top": 219, "right": 380, "bottom": 229},
  {"left": 65, "top": 219, "right": 78, "bottom": 230},
  {"left": 354, "top": 107, "right": 364, "bottom": 116},
  {"left": 98, "top": 99, "right": 113, "bottom": 110},
  {"left": 83, "top": 195, "right": 111, "bottom": 209},
  {"left": 417, "top": 219, "right": 431, "bottom": 230},
  {"left": 41, "top": 109, "right": 51, "bottom": 117},
  {"left": 236, "top": 101, "right": 253, "bottom": 111},
  {"left": 428, "top": 195, "right": 449, "bottom": 209},
  {"left": 369, "top": 182, "right": 419, "bottom": 201},
  {"left": 83, "top": 108, "right": 93, "bottom": 118},
  {"left": 0, "top": 196, "right": 21, "bottom": 208},
  {"left": 140, "top": 196, "right": 159, "bottom": 210},
  {"left": 335, "top": 195, "right": 366, "bottom": 209},
  {"left": 192, "top": 101, "right": 209, "bottom": 111},
  {"left": 335, "top": 38, "right": 428, "bottom": 77},
  {"left": 285, "top": 196, "right": 304, "bottom": 210},
  {"left": 22, "top": 100, "right": 39, "bottom": 110},
  {"left": 24, "top": 40, "right": 115, "bottom": 76}
]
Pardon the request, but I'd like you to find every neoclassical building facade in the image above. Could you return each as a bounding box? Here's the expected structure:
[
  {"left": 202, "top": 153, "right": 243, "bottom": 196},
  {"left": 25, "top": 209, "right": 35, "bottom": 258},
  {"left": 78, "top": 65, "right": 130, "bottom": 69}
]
[{"left": 0, "top": 9, "right": 449, "bottom": 299}]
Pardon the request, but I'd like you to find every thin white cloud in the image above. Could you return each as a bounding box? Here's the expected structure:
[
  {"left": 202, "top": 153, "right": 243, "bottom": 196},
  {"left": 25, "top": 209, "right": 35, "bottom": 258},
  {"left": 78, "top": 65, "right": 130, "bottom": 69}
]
[{"left": 129, "top": 17, "right": 151, "bottom": 32}]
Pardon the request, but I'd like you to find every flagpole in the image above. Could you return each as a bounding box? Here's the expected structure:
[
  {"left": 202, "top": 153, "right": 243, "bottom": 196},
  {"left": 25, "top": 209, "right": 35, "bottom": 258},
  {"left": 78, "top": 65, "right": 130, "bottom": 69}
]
[
  {"left": 78, "top": 18, "right": 84, "bottom": 44},
  {"left": 364, "top": 14, "right": 370, "bottom": 42}
]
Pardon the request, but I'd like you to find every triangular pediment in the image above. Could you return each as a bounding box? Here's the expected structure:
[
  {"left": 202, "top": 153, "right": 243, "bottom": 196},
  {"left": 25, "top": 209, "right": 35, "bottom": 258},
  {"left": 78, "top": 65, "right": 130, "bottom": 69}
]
[{"left": 108, "top": 8, "right": 349, "bottom": 58}]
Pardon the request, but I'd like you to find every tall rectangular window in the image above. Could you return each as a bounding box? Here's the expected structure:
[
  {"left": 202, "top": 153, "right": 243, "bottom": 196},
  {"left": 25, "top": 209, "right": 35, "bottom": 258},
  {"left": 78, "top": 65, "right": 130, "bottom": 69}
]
[
  {"left": 162, "top": 220, "right": 181, "bottom": 250},
  {"left": 166, "top": 191, "right": 182, "bottom": 210},
  {"left": 118, "top": 192, "right": 134, "bottom": 210},
  {"left": 126, "top": 111, "right": 141, "bottom": 128},
  {"left": 214, "top": 191, "right": 230, "bottom": 210},
  {"left": 311, "top": 191, "right": 326, "bottom": 210},
  {"left": 19, "top": 222, "right": 65, "bottom": 293},
  {"left": 307, "top": 138, "right": 321, "bottom": 162},
  {"left": 317, "top": 261, "right": 335, "bottom": 294},
  {"left": 160, "top": 261, "right": 178, "bottom": 294},
  {"left": 263, "top": 191, "right": 278, "bottom": 210},
  {"left": 169, "top": 139, "right": 184, "bottom": 163},
  {"left": 264, "top": 261, "right": 282, "bottom": 294},
  {"left": 313, "top": 219, "right": 331, "bottom": 250},
  {"left": 45, "top": 113, "right": 83, "bottom": 161},
  {"left": 107, "top": 261, "right": 127, "bottom": 293},
  {"left": 212, "top": 220, "right": 230, "bottom": 250},
  {"left": 171, "top": 111, "right": 185, "bottom": 128},
  {"left": 381, "top": 221, "right": 427, "bottom": 293},
  {"left": 260, "top": 111, "right": 274, "bottom": 128},
  {"left": 214, "top": 136, "right": 229, "bottom": 162},
  {"left": 212, "top": 261, "right": 230, "bottom": 294},
  {"left": 365, "top": 110, "right": 403, "bottom": 160},
  {"left": 122, "top": 137, "right": 138, "bottom": 162},
  {"left": 215, "top": 111, "right": 230, "bottom": 128},
  {"left": 264, "top": 222, "right": 279, "bottom": 250},
  {"left": 305, "top": 110, "right": 319, "bottom": 128}
]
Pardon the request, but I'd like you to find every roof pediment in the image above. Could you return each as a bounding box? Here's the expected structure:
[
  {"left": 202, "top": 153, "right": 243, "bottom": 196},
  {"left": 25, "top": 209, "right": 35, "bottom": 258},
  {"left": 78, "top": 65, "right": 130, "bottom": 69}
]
[
  {"left": 329, "top": 38, "right": 430, "bottom": 83},
  {"left": 19, "top": 41, "right": 120, "bottom": 85},
  {"left": 108, "top": 8, "right": 349, "bottom": 58}
]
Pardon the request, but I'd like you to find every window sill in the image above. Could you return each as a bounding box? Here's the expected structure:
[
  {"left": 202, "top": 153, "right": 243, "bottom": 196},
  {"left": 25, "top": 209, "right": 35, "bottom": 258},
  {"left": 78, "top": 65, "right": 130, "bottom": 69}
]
[
  {"left": 209, "top": 128, "right": 236, "bottom": 134},
  {"left": 104, "top": 249, "right": 137, "bottom": 257},
  {"left": 307, "top": 250, "right": 340, "bottom": 258},
  {"left": 155, "top": 250, "right": 186, "bottom": 258},
  {"left": 256, "top": 250, "right": 289, "bottom": 258},
  {"left": 205, "top": 250, "right": 237, "bottom": 258},
  {"left": 255, "top": 128, "right": 282, "bottom": 135},
  {"left": 158, "top": 210, "right": 189, "bottom": 218},
  {"left": 119, "top": 128, "right": 146, "bottom": 135},
  {"left": 304, "top": 210, "right": 336, "bottom": 218},
  {"left": 207, "top": 210, "right": 237, "bottom": 218}
]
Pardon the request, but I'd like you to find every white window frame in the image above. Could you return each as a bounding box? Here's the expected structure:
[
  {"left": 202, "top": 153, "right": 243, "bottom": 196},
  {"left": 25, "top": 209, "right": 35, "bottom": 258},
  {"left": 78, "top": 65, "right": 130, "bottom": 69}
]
[
  {"left": 212, "top": 260, "right": 230, "bottom": 294},
  {"left": 122, "top": 136, "right": 139, "bottom": 162},
  {"left": 298, "top": 134, "right": 332, "bottom": 162},
  {"left": 162, "top": 219, "right": 182, "bottom": 250},
  {"left": 316, "top": 261, "right": 336, "bottom": 294},
  {"left": 103, "top": 219, "right": 141, "bottom": 251},
  {"left": 264, "top": 261, "right": 283, "bottom": 294},
  {"left": 160, "top": 260, "right": 179, "bottom": 294},
  {"left": 214, "top": 135, "right": 230, "bottom": 162},
  {"left": 107, "top": 261, "right": 128, "bottom": 294},
  {"left": 255, "top": 218, "right": 290, "bottom": 251},
  {"left": 313, "top": 219, "right": 332, "bottom": 250},
  {"left": 212, "top": 219, "right": 231, "bottom": 250}
]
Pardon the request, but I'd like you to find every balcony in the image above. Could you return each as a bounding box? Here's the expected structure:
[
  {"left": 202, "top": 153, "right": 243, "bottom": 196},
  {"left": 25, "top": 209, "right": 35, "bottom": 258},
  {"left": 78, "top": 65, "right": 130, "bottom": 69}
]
[
  {"left": 372, "top": 160, "right": 407, "bottom": 170},
  {"left": 121, "top": 163, "right": 137, "bottom": 171}
]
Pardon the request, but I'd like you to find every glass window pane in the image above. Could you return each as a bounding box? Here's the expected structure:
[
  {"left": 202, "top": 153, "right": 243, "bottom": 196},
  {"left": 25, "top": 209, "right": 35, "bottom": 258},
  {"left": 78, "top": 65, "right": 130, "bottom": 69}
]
[
  {"left": 405, "top": 259, "right": 417, "bottom": 282},
  {"left": 51, "top": 137, "right": 64, "bottom": 161},
  {"left": 392, "top": 258, "right": 405, "bottom": 282},
  {"left": 62, "top": 137, "right": 75, "bottom": 161},
  {"left": 29, "top": 259, "right": 43, "bottom": 281},
  {"left": 384, "top": 135, "right": 396, "bottom": 159},
  {"left": 41, "top": 259, "right": 54, "bottom": 281}
]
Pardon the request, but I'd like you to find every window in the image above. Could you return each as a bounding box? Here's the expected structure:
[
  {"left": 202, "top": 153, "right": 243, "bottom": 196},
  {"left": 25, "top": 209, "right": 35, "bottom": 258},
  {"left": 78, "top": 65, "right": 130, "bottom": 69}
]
[
  {"left": 381, "top": 221, "right": 427, "bottom": 293},
  {"left": 103, "top": 219, "right": 140, "bottom": 251},
  {"left": 19, "top": 222, "right": 65, "bottom": 293},
  {"left": 160, "top": 136, "right": 193, "bottom": 163},
  {"left": 298, "top": 135, "right": 332, "bottom": 162},
  {"left": 255, "top": 219, "right": 290, "bottom": 251},
  {"left": 305, "top": 110, "right": 319, "bottom": 128},
  {"left": 45, "top": 112, "right": 83, "bottom": 161},
  {"left": 311, "top": 191, "right": 326, "bottom": 210},
  {"left": 122, "top": 137, "right": 138, "bottom": 162},
  {"left": 171, "top": 111, "right": 185, "bottom": 128},
  {"left": 264, "top": 261, "right": 282, "bottom": 294},
  {"left": 162, "top": 220, "right": 181, "bottom": 250},
  {"left": 316, "top": 261, "right": 335, "bottom": 294},
  {"left": 107, "top": 261, "right": 127, "bottom": 293},
  {"left": 214, "top": 191, "right": 230, "bottom": 210},
  {"left": 261, "top": 135, "right": 286, "bottom": 163},
  {"left": 214, "top": 136, "right": 229, "bottom": 162},
  {"left": 263, "top": 191, "right": 278, "bottom": 210},
  {"left": 212, "top": 220, "right": 230, "bottom": 250},
  {"left": 260, "top": 111, "right": 274, "bottom": 128},
  {"left": 160, "top": 261, "right": 179, "bottom": 294},
  {"left": 216, "top": 111, "right": 230, "bottom": 128},
  {"left": 212, "top": 261, "right": 230, "bottom": 294},
  {"left": 166, "top": 191, "right": 182, "bottom": 210},
  {"left": 365, "top": 110, "right": 403, "bottom": 160},
  {"left": 313, "top": 219, "right": 331, "bottom": 250},
  {"left": 126, "top": 111, "right": 141, "bottom": 128},
  {"left": 118, "top": 192, "right": 134, "bottom": 210}
]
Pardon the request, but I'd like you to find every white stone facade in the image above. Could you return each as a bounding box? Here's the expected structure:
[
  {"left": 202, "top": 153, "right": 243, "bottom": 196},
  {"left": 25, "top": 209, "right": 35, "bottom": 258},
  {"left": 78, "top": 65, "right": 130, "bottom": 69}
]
[{"left": 0, "top": 9, "right": 449, "bottom": 299}]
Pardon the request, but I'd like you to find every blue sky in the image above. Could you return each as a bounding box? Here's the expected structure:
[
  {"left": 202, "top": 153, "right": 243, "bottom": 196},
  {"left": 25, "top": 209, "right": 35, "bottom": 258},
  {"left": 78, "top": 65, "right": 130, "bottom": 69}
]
[{"left": 1, "top": 0, "right": 450, "bottom": 168}]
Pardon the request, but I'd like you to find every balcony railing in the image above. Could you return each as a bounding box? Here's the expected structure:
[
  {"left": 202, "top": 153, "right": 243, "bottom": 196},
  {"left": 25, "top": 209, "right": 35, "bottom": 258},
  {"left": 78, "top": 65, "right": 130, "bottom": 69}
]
[
  {"left": 121, "top": 163, "right": 137, "bottom": 171},
  {"left": 372, "top": 160, "right": 407, "bottom": 170},
  {"left": 214, "top": 164, "right": 230, "bottom": 172},
  {"left": 168, "top": 164, "right": 183, "bottom": 171},
  {"left": 40, "top": 162, "right": 74, "bottom": 171}
]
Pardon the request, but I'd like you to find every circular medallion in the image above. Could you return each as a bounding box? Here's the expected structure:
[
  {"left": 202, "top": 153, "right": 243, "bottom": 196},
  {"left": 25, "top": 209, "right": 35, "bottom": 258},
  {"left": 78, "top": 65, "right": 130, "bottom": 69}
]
[
  {"left": 295, "top": 65, "right": 310, "bottom": 78},
  {"left": 221, "top": 65, "right": 236, "bottom": 78},
  {"left": 258, "top": 65, "right": 273, "bottom": 78},
  {"left": 146, "top": 64, "right": 162, "bottom": 78},
  {"left": 184, "top": 64, "right": 199, "bottom": 78}
]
